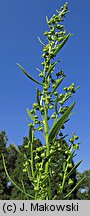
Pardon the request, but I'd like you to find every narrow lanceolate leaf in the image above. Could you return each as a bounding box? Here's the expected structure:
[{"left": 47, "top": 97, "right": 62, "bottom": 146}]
[
  {"left": 49, "top": 102, "right": 75, "bottom": 142},
  {"left": 38, "top": 37, "right": 45, "bottom": 46},
  {"left": 55, "top": 97, "right": 58, "bottom": 114},
  {"left": 11, "top": 143, "right": 23, "bottom": 156},
  {"left": 64, "top": 176, "right": 86, "bottom": 199},
  {"left": 66, "top": 160, "right": 82, "bottom": 179},
  {"left": 50, "top": 76, "right": 65, "bottom": 97},
  {"left": 29, "top": 125, "right": 33, "bottom": 143},
  {"left": 53, "top": 34, "right": 71, "bottom": 56},
  {"left": 46, "top": 61, "right": 59, "bottom": 79},
  {"left": 36, "top": 88, "right": 40, "bottom": 107},
  {"left": 26, "top": 108, "right": 35, "bottom": 121},
  {"left": 2, "top": 154, "right": 34, "bottom": 199},
  {"left": 17, "top": 63, "right": 43, "bottom": 86}
]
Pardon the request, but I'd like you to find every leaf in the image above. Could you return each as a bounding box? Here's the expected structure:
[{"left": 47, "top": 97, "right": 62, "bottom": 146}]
[
  {"left": 17, "top": 63, "right": 43, "bottom": 86},
  {"left": 53, "top": 34, "right": 71, "bottom": 56},
  {"left": 42, "top": 151, "right": 57, "bottom": 166},
  {"left": 21, "top": 180, "right": 29, "bottom": 200},
  {"left": 38, "top": 37, "right": 45, "bottom": 46},
  {"left": 49, "top": 102, "right": 75, "bottom": 142},
  {"left": 29, "top": 125, "right": 33, "bottom": 143},
  {"left": 64, "top": 176, "right": 86, "bottom": 199},
  {"left": 50, "top": 77, "right": 65, "bottom": 97},
  {"left": 46, "top": 61, "right": 59, "bottom": 79},
  {"left": 36, "top": 88, "right": 40, "bottom": 107},
  {"left": 26, "top": 108, "right": 35, "bottom": 121},
  {"left": 2, "top": 154, "right": 34, "bottom": 199},
  {"left": 54, "top": 97, "right": 58, "bottom": 114},
  {"left": 66, "top": 160, "right": 82, "bottom": 179},
  {"left": 11, "top": 143, "right": 23, "bottom": 156}
]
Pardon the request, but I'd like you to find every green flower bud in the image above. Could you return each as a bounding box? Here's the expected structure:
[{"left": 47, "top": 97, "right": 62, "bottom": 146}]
[
  {"left": 33, "top": 103, "right": 38, "bottom": 108},
  {"left": 73, "top": 144, "right": 79, "bottom": 150},
  {"left": 71, "top": 83, "right": 75, "bottom": 87},
  {"left": 35, "top": 120, "right": 39, "bottom": 124},
  {"left": 30, "top": 109, "right": 34, "bottom": 114},
  {"left": 45, "top": 66, "right": 49, "bottom": 72},
  {"left": 42, "top": 97, "right": 45, "bottom": 101},
  {"left": 58, "top": 147, "right": 62, "bottom": 151},
  {"left": 23, "top": 168, "right": 27, "bottom": 173},
  {"left": 52, "top": 84, "right": 56, "bottom": 88},
  {"left": 40, "top": 107, "right": 44, "bottom": 112},
  {"left": 41, "top": 175, "right": 45, "bottom": 180},
  {"left": 39, "top": 167, "right": 43, "bottom": 172},
  {"left": 34, "top": 115, "right": 38, "bottom": 119},
  {"left": 74, "top": 135, "right": 79, "bottom": 140},
  {"left": 59, "top": 173, "right": 63, "bottom": 178},
  {"left": 41, "top": 153, "right": 45, "bottom": 158},
  {"left": 68, "top": 163, "right": 73, "bottom": 168},
  {"left": 51, "top": 114, "right": 56, "bottom": 119},
  {"left": 51, "top": 146, "right": 55, "bottom": 150},
  {"left": 38, "top": 126, "right": 43, "bottom": 131},
  {"left": 59, "top": 93, "right": 64, "bottom": 99},
  {"left": 44, "top": 86, "right": 48, "bottom": 91},
  {"left": 34, "top": 187, "right": 39, "bottom": 192},
  {"left": 50, "top": 149, "right": 54, "bottom": 154},
  {"left": 42, "top": 53, "right": 46, "bottom": 58},
  {"left": 44, "top": 31, "right": 48, "bottom": 36},
  {"left": 69, "top": 138, "right": 74, "bottom": 143},
  {"left": 60, "top": 101, "right": 64, "bottom": 105},
  {"left": 68, "top": 179, "right": 74, "bottom": 185},
  {"left": 34, "top": 155, "right": 40, "bottom": 160},
  {"left": 49, "top": 105, "right": 53, "bottom": 109},
  {"left": 52, "top": 170, "right": 55, "bottom": 174},
  {"left": 24, "top": 145, "right": 29, "bottom": 149},
  {"left": 37, "top": 147, "right": 43, "bottom": 152},
  {"left": 47, "top": 95, "right": 51, "bottom": 100},
  {"left": 64, "top": 87, "right": 68, "bottom": 92},
  {"left": 54, "top": 91, "right": 58, "bottom": 96},
  {"left": 39, "top": 72, "right": 44, "bottom": 77}
]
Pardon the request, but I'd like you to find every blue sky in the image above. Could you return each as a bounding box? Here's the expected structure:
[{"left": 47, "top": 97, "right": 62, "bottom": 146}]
[{"left": 0, "top": 0, "right": 90, "bottom": 172}]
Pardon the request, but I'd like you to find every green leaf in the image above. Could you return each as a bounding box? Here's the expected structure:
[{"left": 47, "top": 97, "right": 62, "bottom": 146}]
[
  {"left": 46, "top": 61, "right": 59, "bottom": 79},
  {"left": 49, "top": 102, "right": 75, "bottom": 142},
  {"left": 51, "top": 77, "right": 65, "bottom": 97},
  {"left": 54, "top": 97, "right": 58, "bottom": 114},
  {"left": 64, "top": 175, "right": 86, "bottom": 199},
  {"left": 17, "top": 63, "right": 43, "bottom": 86},
  {"left": 29, "top": 125, "right": 33, "bottom": 143},
  {"left": 36, "top": 88, "right": 40, "bottom": 107},
  {"left": 38, "top": 37, "right": 45, "bottom": 46},
  {"left": 21, "top": 180, "right": 29, "bottom": 200},
  {"left": 42, "top": 151, "right": 57, "bottom": 166},
  {"left": 26, "top": 108, "right": 35, "bottom": 121},
  {"left": 53, "top": 34, "right": 71, "bottom": 56},
  {"left": 66, "top": 160, "right": 82, "bottom": 179},
  {"left": 11, "top": 143, "right": 23, "bottom": 156},
  {"left": 2, "top": 154, "right": 34, "bottom": 199}
]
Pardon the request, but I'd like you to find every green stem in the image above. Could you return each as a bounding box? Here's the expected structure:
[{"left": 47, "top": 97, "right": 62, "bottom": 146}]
[
  {"left": 44, "top": 103, "right": 49, "bottom": 173},
  {"left": 31, "top": 129, "right": 34, "bottom": 178},
  {"left": 43, "top": 94, "right": 52, "bottom": 199},
  {"left": 61, "top": 147, "right": 73, "bottom": 194}
]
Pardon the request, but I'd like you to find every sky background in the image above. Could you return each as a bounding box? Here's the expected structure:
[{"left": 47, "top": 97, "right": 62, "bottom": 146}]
[{"left": 0, "top": 0, "right": 90, "bottom": 172}]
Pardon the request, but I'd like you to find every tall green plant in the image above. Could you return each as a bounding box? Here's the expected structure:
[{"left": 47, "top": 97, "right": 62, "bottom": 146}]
[{"left": 2, "top": 2, "right": 85, "bottom": 200}]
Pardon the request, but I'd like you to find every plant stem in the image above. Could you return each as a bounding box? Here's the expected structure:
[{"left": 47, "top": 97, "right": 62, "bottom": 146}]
[{"left": 30, "top": 129, "right": 34, "bottom": 178}]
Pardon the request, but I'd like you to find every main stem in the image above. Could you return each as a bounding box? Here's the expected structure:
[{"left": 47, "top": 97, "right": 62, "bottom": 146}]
[
  {"left": 44, "top": 98, "right": 49, "bottom": 173},
  {"left": 31, "top": 129, "right": 34, "bottom": 178}
]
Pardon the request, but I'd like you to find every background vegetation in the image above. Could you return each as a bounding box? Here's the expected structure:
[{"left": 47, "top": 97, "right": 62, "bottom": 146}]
[{"left": 0, "top": 130, "right": 90, "bottom": 200}]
